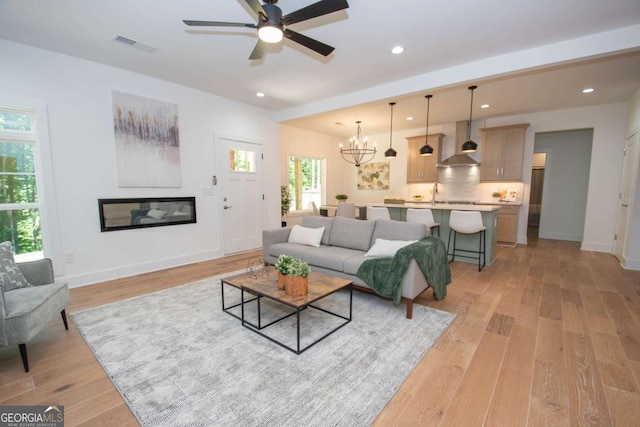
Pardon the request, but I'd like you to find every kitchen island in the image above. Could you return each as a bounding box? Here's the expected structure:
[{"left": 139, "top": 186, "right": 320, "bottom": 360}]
[{"left": 368, "top": 202, "right": 501, "bottom": 266}]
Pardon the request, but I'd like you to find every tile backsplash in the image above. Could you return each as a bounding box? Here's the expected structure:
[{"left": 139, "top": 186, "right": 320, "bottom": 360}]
[{"left": 406, "top": 166, "right": 524, "bottom": 202}]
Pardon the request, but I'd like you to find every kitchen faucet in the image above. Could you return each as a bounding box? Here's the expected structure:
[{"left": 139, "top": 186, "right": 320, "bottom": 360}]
[{"left": 431, "top": 182, "right": 438, "bottom": 206}]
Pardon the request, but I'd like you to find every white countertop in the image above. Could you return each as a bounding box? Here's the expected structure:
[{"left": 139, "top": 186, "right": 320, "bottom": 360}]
[{"left": 368, "top": 202, "right": 501, "bottom": 212}]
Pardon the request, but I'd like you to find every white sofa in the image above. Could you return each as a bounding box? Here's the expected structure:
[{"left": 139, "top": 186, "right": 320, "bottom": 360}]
[{"left": 262, "top": 216, "right": 433, "bottom": 318}]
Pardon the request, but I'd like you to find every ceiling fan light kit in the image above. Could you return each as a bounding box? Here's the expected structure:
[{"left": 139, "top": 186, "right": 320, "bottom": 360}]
[
  {"left": 385, "top": 102, "right": 397, "bottom": 159},
  {"left": 184, "top": 0, "right": 349, "bottom": 60},
  {"left": 420, "top": 94, "right": 434, "bottom": 157},
  {"left": 462, "top": 85, "right": 478, "bottom": 153},
  {"left": 257, "top": 1, "right": 284, "bottom": 42},
  {"left": 258, "top": 26, "right": 283, "bottom": 43}
]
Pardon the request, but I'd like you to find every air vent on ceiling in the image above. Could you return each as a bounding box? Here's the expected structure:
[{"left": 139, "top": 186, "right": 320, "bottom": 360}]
[{"left": 112, "top": 34, "right": 157, "bottom": 53}]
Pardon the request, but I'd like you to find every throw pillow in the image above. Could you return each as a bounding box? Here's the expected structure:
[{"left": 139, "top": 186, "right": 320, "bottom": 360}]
[
  {"left": 0, "top": 241, "right": 32, "bottom": 292},
  {"left": 364, "top": 238, "right": 418, "bottom": 258},
  {"left": 147, "top": 209, "right": 167, "bottom": 219},
  {"left": 288, "top": 225, "right": 325, "bottom": 248}
]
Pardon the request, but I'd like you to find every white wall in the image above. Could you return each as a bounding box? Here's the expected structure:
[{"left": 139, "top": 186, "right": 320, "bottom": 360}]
[
  {"left": 534, "top": 129, "right": 593, "bottom": 241},
  {"left": 486, "top": 103, "right": 628, "bottom": 251},
  {"left": 624, "top": 88, "right": 640, "bottom": 269},
  {"left": 0, "top": 39, "right": 280, "bottom": 287}
]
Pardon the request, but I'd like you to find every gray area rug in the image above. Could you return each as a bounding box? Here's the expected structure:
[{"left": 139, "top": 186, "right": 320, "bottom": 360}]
[{"left": 71, "top": 271, "right": 456, "bottom": 426}]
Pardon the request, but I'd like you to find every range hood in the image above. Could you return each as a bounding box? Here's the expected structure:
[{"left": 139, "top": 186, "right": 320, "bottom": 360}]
[{"left": 437, "top": 121, "right": 480, "bottom": 167}]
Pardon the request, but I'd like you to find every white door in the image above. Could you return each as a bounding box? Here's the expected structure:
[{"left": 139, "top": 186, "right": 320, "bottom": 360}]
[
  {"left": 216, "top": 136, "right": 264, "bottom": 255},
  {"left": 614, "top": 133, "right": 637, "bottom": 261}
]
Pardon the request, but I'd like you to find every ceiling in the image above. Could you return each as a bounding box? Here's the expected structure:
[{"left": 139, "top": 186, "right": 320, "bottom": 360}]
[{"left": 1, "top": 0, "right": 639, "bottom": 137}]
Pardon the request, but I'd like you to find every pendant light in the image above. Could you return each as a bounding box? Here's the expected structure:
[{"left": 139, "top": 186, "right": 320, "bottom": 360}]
[
  {"left": 461, "top": 85, "right": 478, "bottom": 153},
  {"left": 384, "top": 102, "right": 397, "bottom": 158},
  {"left": 420, "top": 95, "right": 434, "bottom": 156}
]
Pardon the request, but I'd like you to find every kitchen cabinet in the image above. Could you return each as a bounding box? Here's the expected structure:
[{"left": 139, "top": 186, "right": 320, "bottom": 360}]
[
  {"left": 480, "top": 124, "right": 529, "bottom": 182},
  {"left": 496, "top": 205, "right": 519, "bottom": 245},
  {"left": 406, "top": 133, "right": 444, "bottom": 182}
]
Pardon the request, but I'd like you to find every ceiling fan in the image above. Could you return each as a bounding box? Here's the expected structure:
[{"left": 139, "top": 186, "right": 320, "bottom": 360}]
[{"left": 183, "top": 0, "right": 349, "bottom": 60}]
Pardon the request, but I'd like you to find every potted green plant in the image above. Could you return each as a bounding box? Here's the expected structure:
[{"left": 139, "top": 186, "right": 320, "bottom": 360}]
[
  {"left": 281, "top": 185, "right": 293, "bottom": 226},
  {"left": 286, "top": 258, "right": 310, "bottom": 296},
  {"left": 289, "top": 258, "right": 310, "bottom": 278},
  {"left": 335, "top": 194, "right": 348, "bottom": 202},
  {"left": 274, "top": 254, "right": 310, "bottom": 296},
  {"left": 274, "top": 254, "right": 294, "bottom": 289}
]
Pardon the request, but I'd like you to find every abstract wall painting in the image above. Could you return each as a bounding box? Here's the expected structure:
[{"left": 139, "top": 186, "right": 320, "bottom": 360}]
[
  {"left": 357, "top": 162, "right": 390, "bottom": 190},
  {"left": 112, "top": 91, "right": 181, "bottom": 187}
]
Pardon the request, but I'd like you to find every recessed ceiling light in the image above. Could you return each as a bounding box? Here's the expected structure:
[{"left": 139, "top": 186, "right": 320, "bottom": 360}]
[
  {"left": 406, "top": 116, "right": 414, "bottom": 121},
  {"left": 582, "top": 88, "right": 595, "bottom": 94},
  {"left": 391, "top": 46, "right": 404, "bottom": 55},
  {"left": 256, "top": 92, "right": 265, "bottom": 97},
  {"left": 480, "top": 104, "right": 490, "bottom": 109}
]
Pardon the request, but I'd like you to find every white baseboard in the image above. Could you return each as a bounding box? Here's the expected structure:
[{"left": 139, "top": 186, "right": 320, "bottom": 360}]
[
  {"left": 581, "top": 241, "right": 613, "bottom": 253},
  {"left": 61, "top": 249, "right": 225, "bottom": 288},
  {"left": 620, "top": 256, "right": 640, "bottom": 271},
  {"left": 538, "top": 231, "right": 582, "bottom": 242}
]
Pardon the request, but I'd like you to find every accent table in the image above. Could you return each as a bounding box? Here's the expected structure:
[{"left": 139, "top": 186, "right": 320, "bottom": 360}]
[{"left": 221, "top": 271, "right": 353, "bottom": 354}]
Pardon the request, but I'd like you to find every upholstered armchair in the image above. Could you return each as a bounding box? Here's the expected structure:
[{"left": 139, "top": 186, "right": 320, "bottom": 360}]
[{"left": 0, "top": 258, "right": 70, "bottom": 372}]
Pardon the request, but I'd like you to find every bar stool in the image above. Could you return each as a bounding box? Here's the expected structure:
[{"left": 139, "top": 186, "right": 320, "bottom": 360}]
[
  {"left": 335, "top": 202, "right": 356, "bottom": 218},
  {"left": 447, "top": 210, "right": 486, "bottom": 271},
  {"left": 366, "top": 206, "right": 391, "bottom": 221},
  {"left": 406, "top": 208, "right": 440, "bottom": 237}
]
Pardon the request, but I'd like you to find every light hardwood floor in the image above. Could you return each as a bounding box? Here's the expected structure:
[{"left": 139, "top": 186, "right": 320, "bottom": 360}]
[{"left": 1, "top": 236, "right": 640, "bottom": 426}]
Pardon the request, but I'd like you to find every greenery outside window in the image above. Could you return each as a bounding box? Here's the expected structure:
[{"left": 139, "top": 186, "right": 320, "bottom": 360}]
[
  {"left": 0, "top": 107, "right": 42, "bottom": 261},
  {"left": 229, "top": 149, "right": 256, "bottom": 172},
  {"left": 288, "top": 156, "right": 324, "bottom": 212}
]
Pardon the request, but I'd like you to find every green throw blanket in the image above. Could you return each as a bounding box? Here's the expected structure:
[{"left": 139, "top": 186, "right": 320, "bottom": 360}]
[{"left": 356, "top": 236, "right": 451, "bottom": 304}]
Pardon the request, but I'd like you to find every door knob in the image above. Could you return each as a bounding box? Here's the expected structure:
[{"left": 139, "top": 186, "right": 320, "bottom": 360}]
[{"left": 223, "top": 205, "right": 233, "bottom": 209}]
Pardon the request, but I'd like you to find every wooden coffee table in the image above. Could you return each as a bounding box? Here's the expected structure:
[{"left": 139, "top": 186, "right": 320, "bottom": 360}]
[{"left": 220, "top": 270, "right": 352, "bottom": 354}]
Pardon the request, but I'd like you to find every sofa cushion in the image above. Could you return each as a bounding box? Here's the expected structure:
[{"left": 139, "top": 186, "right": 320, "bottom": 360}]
[
  {"left": 269, "top": 243, "right": 318, "bottom": 262},
  {"left": 372, "top": 219, "right": 427, "bottom": 243},
  {"left": 304, "top": 246, "right": 364, "bottom": 272},
  {"left": 302, "top": 216, "right": 334, "bottom": 246},
  {"left": 3, "top": 282, "right": 70, "bottom": 344},
  {"left": 343, "top": 254, "right": 369, "bottom": 276},
  {"left": 329, "top": 217, "right": 375, "bottom": 251},
  {"left": 365, "top": 238, "right": 418, "bottom": 258},
  {"left": 0, "top": 241, "right": 32, "bottom": 292},
  {"left": 288, "top": 225, "right": 324, "bottom": 248}
]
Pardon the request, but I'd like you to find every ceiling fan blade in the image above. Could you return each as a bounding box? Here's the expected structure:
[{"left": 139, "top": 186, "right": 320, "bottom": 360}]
[
  {"left": 282, "top": 0, "right": 349, "bottom": 25},
  {"left": 244, "top": 0, "right": 267, "bottom": 20},
  {"left": 284, "top": 29, "right": 334, "bottom": 57},
  {"left": 183, "top": 20, "right": 257, "bottom": 28},
  {"left": 249, "top": 40, "right": 266, "bottom": 60}
]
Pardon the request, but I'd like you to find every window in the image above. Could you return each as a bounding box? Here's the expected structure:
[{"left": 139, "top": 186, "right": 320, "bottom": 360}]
[
  {"left": 0, "top": 107, "right": 42, "bottom": 261},
  {"left": 288, "top": 156, "right": 324, "bottom": 211},
  {"left": 229, "top": 149, "right": 256, "bottom": 172}
]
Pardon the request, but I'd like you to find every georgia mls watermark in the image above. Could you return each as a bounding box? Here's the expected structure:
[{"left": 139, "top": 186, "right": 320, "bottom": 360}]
[{"left": 0, "top": 406, "right": 64, "bottom": 427}]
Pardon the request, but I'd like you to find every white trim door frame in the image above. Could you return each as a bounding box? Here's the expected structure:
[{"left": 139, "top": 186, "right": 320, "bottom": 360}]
[{"left": 215, "top": 134, "right": 264, "bottom": 255}]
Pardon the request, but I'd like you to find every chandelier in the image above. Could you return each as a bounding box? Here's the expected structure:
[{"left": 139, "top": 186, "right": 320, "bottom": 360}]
[{"left": 339, "top": 121, "right": 376, "bottom": 167}]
